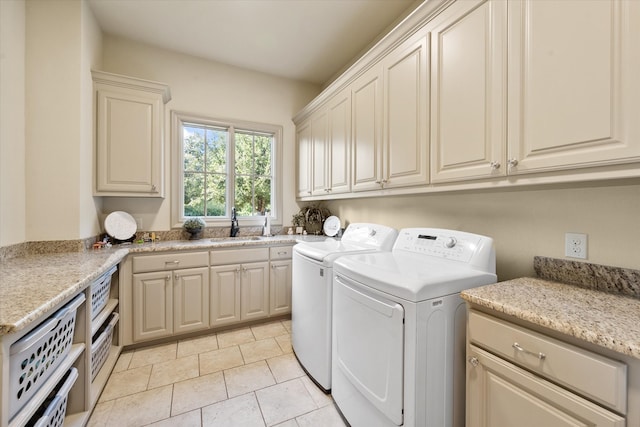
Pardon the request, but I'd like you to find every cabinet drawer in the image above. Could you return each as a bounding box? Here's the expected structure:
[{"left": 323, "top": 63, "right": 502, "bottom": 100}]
[
  {"left": 468, "top": 310, "right": 627, "bottom": 414},
  {"left": 270, "top": 246, "right": 293, "bottom": 260},
  {"left": 133, "top": 252, "right": 208, "bottom": 273},
  {"left": 210, "top": 248, "right": 269, "bottom": 265}
]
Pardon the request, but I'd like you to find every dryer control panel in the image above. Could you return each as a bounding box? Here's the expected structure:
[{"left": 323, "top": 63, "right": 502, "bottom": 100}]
[{"left": 393, "top": 228, "right": 495, "bottom": 270}]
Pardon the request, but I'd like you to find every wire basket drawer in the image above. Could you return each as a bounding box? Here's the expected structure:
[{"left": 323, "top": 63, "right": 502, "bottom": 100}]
[
  {"left": 9, "top": 293, "right": 85, "bottom": 419},
  {"left": 91, "top": 312, "right": 119, "bottom": 381},
  {"left": 27, "top": 367, "right": 78, "bottom": 427},
  {"left": 90, "top": 265, "right": 117, "bottom": 320}
]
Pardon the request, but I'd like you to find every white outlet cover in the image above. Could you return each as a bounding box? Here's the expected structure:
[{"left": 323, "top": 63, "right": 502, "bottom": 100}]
[{"left": 565, "top": 233, "right": 588, "bottom": 259}]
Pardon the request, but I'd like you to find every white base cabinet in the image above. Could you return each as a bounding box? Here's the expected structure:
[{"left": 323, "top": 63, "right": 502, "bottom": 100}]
[
  {"left": 466, "top": 310, "right": 627, "bottom": 427},
  {"left": 132, "top": 267, "right": 210, "bottom": 342},
  {"left": 121, "top": 244, "right": 294, "bottom": 346}
]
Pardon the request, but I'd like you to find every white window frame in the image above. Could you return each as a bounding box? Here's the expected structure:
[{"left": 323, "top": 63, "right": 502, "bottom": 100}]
[{"left": 171, "top": 111, "right": 283, "bottom": 229}]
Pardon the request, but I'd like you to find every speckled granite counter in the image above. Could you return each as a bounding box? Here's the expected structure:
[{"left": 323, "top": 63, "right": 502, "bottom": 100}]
[
  {"left": 462, "top": 276, "right": 640, "bottom": 360},
  {"left": 0, "top": 235, "right": 326, "bottom": 336}
]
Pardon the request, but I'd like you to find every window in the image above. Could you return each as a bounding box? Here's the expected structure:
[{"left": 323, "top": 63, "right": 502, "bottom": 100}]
[{"left": 171, "top": 112, "right": 282, "bottom": 228}]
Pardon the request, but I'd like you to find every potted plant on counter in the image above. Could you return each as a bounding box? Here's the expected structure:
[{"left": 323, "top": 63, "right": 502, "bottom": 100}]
[{"left": 183, "top": 217, "right": 206, "bottom": 240}]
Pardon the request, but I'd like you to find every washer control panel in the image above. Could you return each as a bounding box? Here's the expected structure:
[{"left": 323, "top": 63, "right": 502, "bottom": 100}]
[{"left": 393, "top": 228, "right": 489, "bottom": 263}]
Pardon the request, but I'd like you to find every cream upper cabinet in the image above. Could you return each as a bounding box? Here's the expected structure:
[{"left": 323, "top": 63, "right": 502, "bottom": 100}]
[
  {"left": 382, "top": 27, "right": 430, "bottom": 189},
  {"left": 296, "top": 119, "right": 313, "bottom": 198},
  {"left": 351, "top": 64, "right": 384, "bottom": 192},
  {"left": 311, "top": 109, "right": 329, "bottom": 196},
  {"left": 430, "top": 0, "right": 507, "bottom": 183},
  {"left": 92, "top": 71, "right": 171, "bottom": 197},
  {"left": 326, "top": 89, "right": 352, "bottom": 195},
  {"left": 507, "top": 0, "right": 640, "bottom": 174}
]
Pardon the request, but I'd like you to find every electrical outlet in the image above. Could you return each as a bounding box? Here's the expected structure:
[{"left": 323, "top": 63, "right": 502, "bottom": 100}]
[{"left": 565, "top": 233, "right": 587, "bottom": 259}]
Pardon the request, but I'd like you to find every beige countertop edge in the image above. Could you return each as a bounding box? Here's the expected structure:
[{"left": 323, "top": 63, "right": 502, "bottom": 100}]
[
  {"left": 0, "top": 236, "right": 324, "bottom": 336},
  {"left": 461, "top": 277, "right": 640, "bottom": 360}
]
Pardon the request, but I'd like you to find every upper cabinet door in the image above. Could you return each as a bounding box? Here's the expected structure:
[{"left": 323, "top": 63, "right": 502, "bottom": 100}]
[
  {"left": 327, "top": 89, "right": 352, "bottom": 195},
  {"left": 507, "top": 0, "right": 640, "bottom": 174},
  {"left": 430, "top": 0, "right": 507, "bottom": 183},
  {"left": 382, "top": 28, "right": 430, "bottom": 189},
  {"left": 296, "top": 119, "right": 313, "bottom": 198},
  {"left": 311, "top": 110, "right": 329, "bottom": 196},
  {"left": 93, "top": 71, "right": 170, "bottom": 197},
  {"left": 351, "top": 65, "right": 384, "bottom": 192}
]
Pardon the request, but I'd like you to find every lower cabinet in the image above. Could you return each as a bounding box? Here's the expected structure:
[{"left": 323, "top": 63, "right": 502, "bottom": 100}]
[
  {"left": 132, "top": 267, "right": 209, "bottom": 342},
  {"left": 124, "top": 245, "right": 294, "bottom": 345},
  {"left": 210, "top": 261, "right": 269, "bottom": 327},
  {"left": 466, "top": 310, "right": 626, "bottom": 427},
  {"left": 269, "top": 259, "right": 292, "bottom": 315}
]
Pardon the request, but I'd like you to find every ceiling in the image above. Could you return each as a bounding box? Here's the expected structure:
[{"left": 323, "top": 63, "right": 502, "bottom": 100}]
[{"left": 87, "top": 0, "right": 419, "bottom": 86}]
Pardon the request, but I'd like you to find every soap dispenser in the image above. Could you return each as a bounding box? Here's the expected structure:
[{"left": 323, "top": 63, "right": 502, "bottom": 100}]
[{"left": 263, "top": 209, "right": 271, "bottom": 237}]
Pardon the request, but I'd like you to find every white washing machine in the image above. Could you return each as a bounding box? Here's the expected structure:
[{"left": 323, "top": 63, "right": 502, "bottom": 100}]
[
  {"left": 292, "top": 223, "right": 398, "bottom": 392},
  {"left": 332, "top": 228, "right": 497, "bottom": 427}
]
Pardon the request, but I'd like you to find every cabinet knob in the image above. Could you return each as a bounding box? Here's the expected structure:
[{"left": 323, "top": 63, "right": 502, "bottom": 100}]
[
  {"left": 151, "top": 184, "right": 157, "bottom": 191},
  {"left": 165, "top": 275, "right": 171, "bottom": 281},
  {"left": 507, "top": 158, "right": 519, "bottom": 168},
  {"left": 490, "top": 161, "right": 501, "bottom": 170},
  {"left": 468, "top": 357, "right": 479, "bottom": 367}
]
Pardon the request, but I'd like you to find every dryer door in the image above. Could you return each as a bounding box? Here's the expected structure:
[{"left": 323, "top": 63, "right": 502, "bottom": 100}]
[{"left": 334, "top": 274, "right": 404, "bottom": 425}]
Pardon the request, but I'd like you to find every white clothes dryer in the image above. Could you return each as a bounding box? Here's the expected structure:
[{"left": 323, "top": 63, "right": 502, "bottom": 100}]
[
  {"left": 292, "top": 223, "right": 398, "bottom": 392},
  {"left": 332, "top": 228, "right": 497, "bottom": 427}
]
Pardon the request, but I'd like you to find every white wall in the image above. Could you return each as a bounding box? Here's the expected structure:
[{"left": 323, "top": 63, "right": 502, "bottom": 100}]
[
  {"left": 0, "top": 0, "right": 27, "bottom": 247},
  {"left": 326, "top": 179, "right": 640, "bottom": 281},
  {"left": 24, "top": 0, "right": 102, "bottom": 241},
  {"left": 100, "top": 36, "right": 320, "bottom": 231}
]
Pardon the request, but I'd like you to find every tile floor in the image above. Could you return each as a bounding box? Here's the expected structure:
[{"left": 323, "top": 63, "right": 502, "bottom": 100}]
[{"left": 88, "top": 319, "right": 347, "bottom": 427}]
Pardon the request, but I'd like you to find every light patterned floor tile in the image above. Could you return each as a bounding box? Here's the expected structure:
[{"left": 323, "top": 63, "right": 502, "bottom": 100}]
[
  {"left": 199, "top": 345, "right": 245, "bottom": 375},
  {"left": 273, "top": 420, "right": 298, "bottom": 427},
  {"left": 105, "top": 385, "right": 173, "bottom": 427},
  {"left": 177, "top": 332, "right": 218, "bottom": 358},
  {"left": 202, "top": 393, "right": 265, "bottom": 427},
  {"left": 281, "top": 319, "right": 292, "bottom": 333},
  {"left": 99, "top": 365, "right": 151, "bottom": 402},
  {"left": 224, "top": 360, "right": 276, "bottom": 397},
  {"left": 129, "top": 342, "right": 177, "bottom": 368},
  {"left": 240, "top": 338, "right": 283, "bottom": 364},
  {"left": 86, "top": 400, "right": 114, "bottom": 427},
  {"left": 275, "top": 334, "right": 293, "bottom": 353},
  {"left": 113, "top": 351, "right": 133, "bottom": 373},
  {"left": 251, "top": 321, "right": 288, "bottom": 340},
  {"left": 148, "top": 354, "right": 200, "bottom": 389},
  {"left": 255, "top": 378, "right": 318, "bottom": 426},
  {"left": 300, "top": 376, "right": 333, "bottom": 408},
  {"left": 172, "top": 371, "right": 227, "bottom": 416},
  {"left": 217, "top": 327, "right": 256, "bottom": 348},
  {"left": 146, "top": 409, "right": 202, "bottom": 427},
  {"left": 296, "top": 404, "right": 347, "bottom": 427},
  {"left": 267, "top": 353, "right": 305, "bottom": 383}
]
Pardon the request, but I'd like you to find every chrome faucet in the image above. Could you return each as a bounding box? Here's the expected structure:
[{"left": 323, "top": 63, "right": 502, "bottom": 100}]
[{"left": 230, "top": 207, "right": 240, "bottom": 237}]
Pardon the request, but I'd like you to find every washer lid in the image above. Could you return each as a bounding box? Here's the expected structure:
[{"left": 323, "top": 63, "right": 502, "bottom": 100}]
[
  {"left": 104, "top": 211, "right": 137, "bottom": 240},
  {"left": 294, "top": 240, "right": 375, "bottom": 263},
  {"left": 334, "top": 252, "right": 497, "bottom": 302}
]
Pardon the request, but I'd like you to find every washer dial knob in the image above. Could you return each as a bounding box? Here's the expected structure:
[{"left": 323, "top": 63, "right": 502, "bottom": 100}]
[{"left": 444, "top": 237, "right": 457, "bottom": 248}]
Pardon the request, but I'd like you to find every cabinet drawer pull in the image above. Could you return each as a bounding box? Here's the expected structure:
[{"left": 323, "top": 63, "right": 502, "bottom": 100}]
[
  {"left": 165, "top": 260, "right": 180, "bottom": 265},
  {"left": 512, "top": 342, "right": 546, "bottom": 360}
]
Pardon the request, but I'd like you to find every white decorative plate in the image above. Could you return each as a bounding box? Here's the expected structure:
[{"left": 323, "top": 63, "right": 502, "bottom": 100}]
[
  {"left": 323, "top": 215, "right": 341, "bottom": 237},
  {"left": 104, "top": 211, "right": 137, "bottom": 240}
]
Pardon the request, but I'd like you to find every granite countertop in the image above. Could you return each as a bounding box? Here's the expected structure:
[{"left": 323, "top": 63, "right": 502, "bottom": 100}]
[
  {"left": 0, "top": 234, "right": 328, "bottom": 336},
  {"left": 462, "top": 276, "right": 640, "bottom": 360}
]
